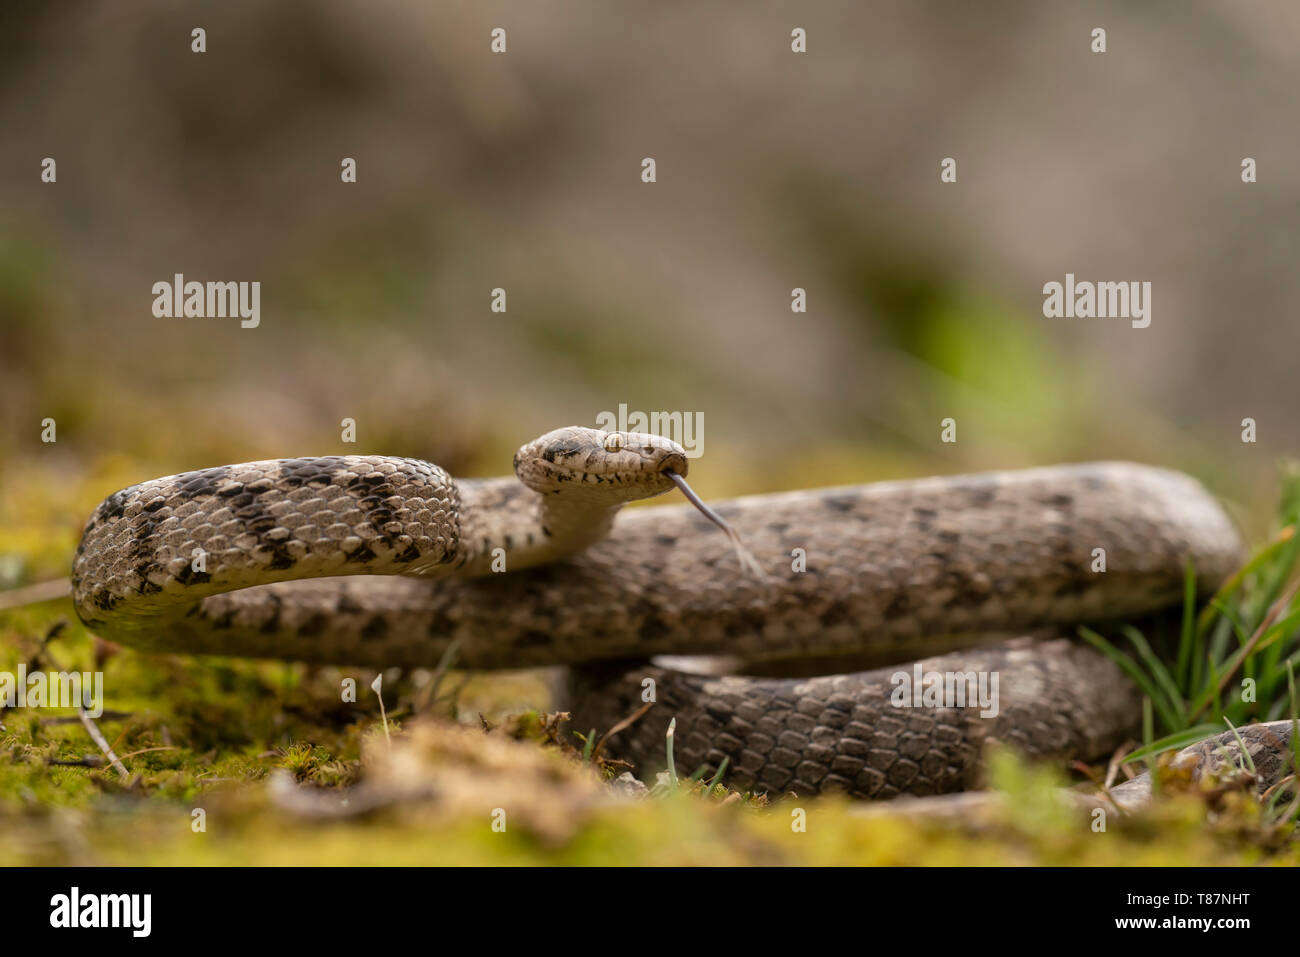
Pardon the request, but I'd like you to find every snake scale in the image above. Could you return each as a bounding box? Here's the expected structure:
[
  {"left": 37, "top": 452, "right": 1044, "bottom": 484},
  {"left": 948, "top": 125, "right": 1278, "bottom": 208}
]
[{"left": 73, "top": 426, "right": 1271, "bottom": 803}]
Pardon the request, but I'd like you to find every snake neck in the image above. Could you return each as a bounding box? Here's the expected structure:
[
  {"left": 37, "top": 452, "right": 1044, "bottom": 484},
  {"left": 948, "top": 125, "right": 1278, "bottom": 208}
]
[{"left": 452, "top": 478, "right": 624, "bottom": 576}]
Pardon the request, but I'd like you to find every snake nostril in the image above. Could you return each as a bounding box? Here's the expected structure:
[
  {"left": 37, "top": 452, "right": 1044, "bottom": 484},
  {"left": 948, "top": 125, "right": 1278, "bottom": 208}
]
[{"left": 660, "top": 452, "right": 689, "bottom": 476}]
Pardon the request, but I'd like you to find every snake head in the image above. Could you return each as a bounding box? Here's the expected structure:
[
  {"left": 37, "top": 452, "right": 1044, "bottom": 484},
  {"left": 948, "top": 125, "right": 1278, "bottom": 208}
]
[{"left": 514, "top": 426, "right": 688, "bottom": 501}]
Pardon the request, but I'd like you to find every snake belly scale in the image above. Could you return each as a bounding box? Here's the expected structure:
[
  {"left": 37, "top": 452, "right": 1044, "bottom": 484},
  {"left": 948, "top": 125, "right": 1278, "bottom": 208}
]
[{"left": 72, "top": 427, "right": 1246, "bottom": 801}]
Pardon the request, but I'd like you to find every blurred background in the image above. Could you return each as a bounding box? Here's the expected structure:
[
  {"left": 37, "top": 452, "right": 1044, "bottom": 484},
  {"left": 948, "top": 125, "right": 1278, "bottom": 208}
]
[
  {"left": 4, "top": 0, "right": 1300, "bottom": 866},
  {"left": 3, "top": 0, "right": 1299, "bottom": 570}
]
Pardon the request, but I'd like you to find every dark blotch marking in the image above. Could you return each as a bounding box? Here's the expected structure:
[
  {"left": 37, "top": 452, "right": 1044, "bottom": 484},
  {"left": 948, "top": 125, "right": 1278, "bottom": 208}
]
[
  {"left": 266, "top": 547, "right": 296, "bottom": 571},
  {"left": 723, "top": 617, "right": 754, "bottom": 639},
  {"left": 360, "top": 616, "right": 389, "bottom": 641},
  {"left": 241, "top": 510, "right": 298, "bottom": 570},
  {"left": 344, "top": 542, "right": 378, "bottom": 565},
  {"left": 494, "top": 483, "right": 525, "bottom": 504},
  {"left": 1053, "top": 558, "right": 1098, "bottom": 599},
  {"left": 97, "top": 488, "right": 131, "bottom": 522},
  {"left": 175, "top": 563, "right": 211, "bottom": 586},
  {"left": 514, "top": 629, "right": 553, "bottom": 647},
  {"left": 425, "top": 612, "right": 455, "bottom": 638},
  {"left": 259, "top": 594, "right": 283, "bottom": 634},
  {"left": 541, "top": 445, "right": 581, "bottom": 464},
  {"left": 278, "top": 458, "right": 345, "bottom": 489},
  {"left": 129, "top": 514, "right": 162, "bottom": 568},
  {"left": 820, "top": 598, "right": 852, "bottom": 628},
  {"left": 245, "top": 514, "right": 277, "bottom": 535},
  {"left": 91, "top": 589, "right": 119, "bottom": 612},
  {"left": 936, "top": 568, "right": 993, "bottom": 610},
  {"left": 173, "top": 466, "right": 233, "bottom": 500},
  {"left": 634, "top": 612, "right": 673, "bottom": 642},
  {"left": 884, "top": 590, "right": 911, "bottom": 619},
  {"left": 824, "top": 495, "right": 857, "bottom": 513},
  {"left": 346, "top": 474, "right": 391, "bottom": 493}
]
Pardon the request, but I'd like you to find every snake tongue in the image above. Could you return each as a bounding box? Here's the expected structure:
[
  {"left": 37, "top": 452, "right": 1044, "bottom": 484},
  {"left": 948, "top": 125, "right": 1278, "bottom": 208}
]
[{"left": 664, "top": 470, "right": 768, "bottom": 581}]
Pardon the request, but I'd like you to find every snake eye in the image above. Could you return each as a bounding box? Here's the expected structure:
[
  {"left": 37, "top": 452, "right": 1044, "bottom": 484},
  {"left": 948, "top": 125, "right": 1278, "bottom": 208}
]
[{"left": 602, "top": 433, "right": 625, "bottom": 453}]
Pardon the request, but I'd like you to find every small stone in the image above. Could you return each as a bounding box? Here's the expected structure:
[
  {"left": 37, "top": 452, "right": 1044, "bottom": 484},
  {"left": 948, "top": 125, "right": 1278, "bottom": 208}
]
[{"left": 609, "top": 771, "right": 649, "bottom": 798}]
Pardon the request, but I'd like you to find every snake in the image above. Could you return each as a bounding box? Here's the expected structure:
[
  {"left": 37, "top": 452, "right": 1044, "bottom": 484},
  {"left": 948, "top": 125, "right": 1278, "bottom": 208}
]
[{"left": 72, "top": 425, "right": 1284, "bottom": 804}]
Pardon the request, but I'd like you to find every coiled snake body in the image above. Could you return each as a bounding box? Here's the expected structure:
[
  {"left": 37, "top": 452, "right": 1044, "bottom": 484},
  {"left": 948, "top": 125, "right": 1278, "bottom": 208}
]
[{"left": 73, "top": 427, "right": 1267, "bottom": 802}]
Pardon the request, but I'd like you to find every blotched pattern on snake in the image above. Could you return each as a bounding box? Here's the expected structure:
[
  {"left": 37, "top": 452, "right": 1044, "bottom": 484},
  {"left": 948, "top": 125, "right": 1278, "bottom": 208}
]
[{"left": 73, "top": 426, "right": 1265, "bottom": 803}]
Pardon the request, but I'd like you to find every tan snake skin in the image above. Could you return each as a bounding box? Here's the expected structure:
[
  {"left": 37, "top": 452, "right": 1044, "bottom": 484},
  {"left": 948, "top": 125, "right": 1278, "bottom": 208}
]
[{"left": 72, "top": 432, "right": 1253, "bottom": 801}]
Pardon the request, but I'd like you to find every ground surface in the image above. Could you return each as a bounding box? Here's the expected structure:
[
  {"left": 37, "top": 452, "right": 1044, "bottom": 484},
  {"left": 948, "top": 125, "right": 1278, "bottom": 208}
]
[{"left": 3, "top": 464, "right": 1298, "bottom": 867}]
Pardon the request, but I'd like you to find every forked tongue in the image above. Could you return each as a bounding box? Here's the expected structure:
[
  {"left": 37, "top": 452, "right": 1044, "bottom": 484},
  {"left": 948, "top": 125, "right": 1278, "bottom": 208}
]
[{"left": 664, "top": 470, "right": 768, "bottom": 581}]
